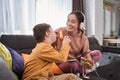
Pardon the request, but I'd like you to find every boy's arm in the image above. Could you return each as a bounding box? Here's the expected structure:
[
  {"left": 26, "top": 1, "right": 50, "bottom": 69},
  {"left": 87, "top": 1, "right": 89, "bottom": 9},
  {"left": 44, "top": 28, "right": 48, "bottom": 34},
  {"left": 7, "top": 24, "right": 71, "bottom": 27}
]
[{"left": 39, "top": 43, "right": 70, "bottom": 63}]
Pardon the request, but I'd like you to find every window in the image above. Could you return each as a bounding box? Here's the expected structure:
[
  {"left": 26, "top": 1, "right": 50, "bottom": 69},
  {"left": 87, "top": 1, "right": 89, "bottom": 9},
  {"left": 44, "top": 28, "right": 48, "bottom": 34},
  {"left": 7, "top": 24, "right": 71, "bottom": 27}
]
[
  {"left": 103, "top": 4, "right": 112, "bottom": 36},
  {"left": 0, "top": 0, "right": 72, "bottom": 35},
  {"left": 36, "top": 0, "right": 72, "bottom": 31}
]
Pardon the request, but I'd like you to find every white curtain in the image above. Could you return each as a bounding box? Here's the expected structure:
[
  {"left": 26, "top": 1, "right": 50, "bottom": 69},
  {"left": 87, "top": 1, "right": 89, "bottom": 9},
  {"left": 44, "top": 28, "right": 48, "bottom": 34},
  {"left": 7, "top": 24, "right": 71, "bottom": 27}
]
[
  {"left": 36, "top": 0, "right": 72, "bottom": 30},
  {"left": 0, "top": 0, "right": 36, "bottom": 35},
  {"left": 0, "top": 0, "right": 72, "bottom": 35},
  {"left": 0, "top": 0, "right": 14, "bottom": 34}
]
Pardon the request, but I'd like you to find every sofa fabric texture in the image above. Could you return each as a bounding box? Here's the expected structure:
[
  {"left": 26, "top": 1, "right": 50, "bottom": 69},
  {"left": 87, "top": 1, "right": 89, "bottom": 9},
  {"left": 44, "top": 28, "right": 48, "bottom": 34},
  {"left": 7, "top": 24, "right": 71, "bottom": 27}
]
[
  {"left": 0, "top": 35, "right": 101, "bottom": 54},
  {"left": 0, "top": 35, "right": 37, "bottom": 54},
  {"left": 88, "top": 36, "right": 102, "bottom": 52}
]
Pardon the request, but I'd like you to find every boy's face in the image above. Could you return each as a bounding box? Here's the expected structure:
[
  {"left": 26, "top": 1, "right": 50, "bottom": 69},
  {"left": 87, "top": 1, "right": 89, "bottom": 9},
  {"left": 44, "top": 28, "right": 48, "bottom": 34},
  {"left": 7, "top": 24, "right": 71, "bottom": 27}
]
[{"left": 49, "top": 27, "right": 56, "bottom": 43}]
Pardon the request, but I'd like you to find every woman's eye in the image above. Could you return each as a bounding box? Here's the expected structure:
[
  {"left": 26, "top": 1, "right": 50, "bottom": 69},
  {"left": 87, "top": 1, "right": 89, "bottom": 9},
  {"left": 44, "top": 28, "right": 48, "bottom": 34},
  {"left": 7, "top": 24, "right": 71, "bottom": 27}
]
[{"left": 71, "top": 21, "right": 75, "bottom": 24}]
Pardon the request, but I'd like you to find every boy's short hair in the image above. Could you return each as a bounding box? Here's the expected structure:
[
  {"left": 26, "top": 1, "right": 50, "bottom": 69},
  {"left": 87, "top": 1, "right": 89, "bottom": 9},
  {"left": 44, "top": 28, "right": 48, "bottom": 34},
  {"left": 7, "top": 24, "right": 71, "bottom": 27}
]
[{"left": 33, "top": 23, "right": 51, "bottom": 42}]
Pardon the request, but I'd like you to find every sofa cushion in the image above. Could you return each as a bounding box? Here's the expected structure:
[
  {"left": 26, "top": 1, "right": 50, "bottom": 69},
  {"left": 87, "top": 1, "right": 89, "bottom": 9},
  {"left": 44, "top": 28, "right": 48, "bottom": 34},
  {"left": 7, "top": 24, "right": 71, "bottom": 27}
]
[
  {"left": 98, "top": 52, "right": 120, "bottom": 66},
  {"left": 7, "top": 47, "right": 24, "bottom": 79},
  {"left": 0, "top": 42, "right": 12, "bottom": 69},
  {"left": 22, "top": 53, "right": 30, "bottom": 65},
  {"left": 88, "top": 60, "right": 120, "bottom": 80}
]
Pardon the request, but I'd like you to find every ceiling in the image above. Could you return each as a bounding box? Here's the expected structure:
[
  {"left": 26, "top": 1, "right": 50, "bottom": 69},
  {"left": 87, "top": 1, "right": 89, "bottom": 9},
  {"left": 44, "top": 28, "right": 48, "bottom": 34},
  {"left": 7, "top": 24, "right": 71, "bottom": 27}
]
[{"left": 104, "top": 0, "right": 120, "bottom": 6}]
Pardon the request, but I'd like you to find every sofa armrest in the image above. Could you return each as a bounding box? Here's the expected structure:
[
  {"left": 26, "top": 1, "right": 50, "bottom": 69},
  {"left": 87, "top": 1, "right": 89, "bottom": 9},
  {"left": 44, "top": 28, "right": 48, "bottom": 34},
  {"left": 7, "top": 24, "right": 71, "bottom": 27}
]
[
  {"left": 0, "top": 57, "right": 18, "bottom": 80},
  {"left": 102, "top": 46, "right": 120, "bottom": 54}
]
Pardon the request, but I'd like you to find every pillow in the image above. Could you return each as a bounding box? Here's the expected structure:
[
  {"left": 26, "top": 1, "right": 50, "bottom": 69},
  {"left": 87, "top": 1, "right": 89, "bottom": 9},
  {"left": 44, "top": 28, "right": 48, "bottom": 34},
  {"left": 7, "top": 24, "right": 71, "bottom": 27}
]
[
  {"left": 22, "top": 53, "right": 30, "bottom": 65},
  {"left": 50, "top": 63, "right": 64, "bottom": 75},
  {"left": 7, "top": 47, "right": 24, "bottom": 79},
  {"left": 0, "top": 42, "right": 12, "bottom": 69}
]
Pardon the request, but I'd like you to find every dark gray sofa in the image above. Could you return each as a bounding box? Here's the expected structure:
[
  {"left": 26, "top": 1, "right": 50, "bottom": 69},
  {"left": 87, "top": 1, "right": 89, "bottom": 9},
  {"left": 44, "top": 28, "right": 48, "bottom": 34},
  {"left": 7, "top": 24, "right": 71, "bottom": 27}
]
[
  {"left": 0, "top": 34, "right": 37, "bottom": 55},
  {"left": 0, "top": 34, "right": 120, "bottom": 80},
  {"left": 0, "top": 35, "right": 103, "bottom": 55},
  {"left": 0, "top": 34, "right": 37, "bottom": 80}
]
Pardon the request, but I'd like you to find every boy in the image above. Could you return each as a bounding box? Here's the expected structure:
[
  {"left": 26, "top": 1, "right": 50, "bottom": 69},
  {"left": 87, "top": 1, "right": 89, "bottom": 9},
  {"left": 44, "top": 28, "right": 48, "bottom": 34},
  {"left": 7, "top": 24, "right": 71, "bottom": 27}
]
[{"left": 22, "top": 23, "right": 82, "bottom": 80}]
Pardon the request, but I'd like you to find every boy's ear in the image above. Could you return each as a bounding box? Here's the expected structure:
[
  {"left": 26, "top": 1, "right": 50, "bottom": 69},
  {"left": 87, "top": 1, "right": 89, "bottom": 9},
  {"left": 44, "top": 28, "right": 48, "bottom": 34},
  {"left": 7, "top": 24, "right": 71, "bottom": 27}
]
[{"left": 45, "top": 31, "right": 50, "bottom": 37}]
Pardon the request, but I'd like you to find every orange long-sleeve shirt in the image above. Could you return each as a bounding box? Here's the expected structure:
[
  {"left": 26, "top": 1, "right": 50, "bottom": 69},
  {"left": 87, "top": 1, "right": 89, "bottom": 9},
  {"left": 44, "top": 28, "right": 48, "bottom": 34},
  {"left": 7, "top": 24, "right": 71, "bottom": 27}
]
[{"left": 22, "top": 42, "right": 70, "bottom": 80}]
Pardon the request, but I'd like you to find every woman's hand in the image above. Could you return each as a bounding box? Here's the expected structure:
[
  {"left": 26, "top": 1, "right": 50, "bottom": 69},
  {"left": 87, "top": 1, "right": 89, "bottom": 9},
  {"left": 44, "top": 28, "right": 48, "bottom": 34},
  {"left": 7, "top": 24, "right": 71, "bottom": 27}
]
[{"left": 80, "top": 57, "right": 94, "bottom": 69}]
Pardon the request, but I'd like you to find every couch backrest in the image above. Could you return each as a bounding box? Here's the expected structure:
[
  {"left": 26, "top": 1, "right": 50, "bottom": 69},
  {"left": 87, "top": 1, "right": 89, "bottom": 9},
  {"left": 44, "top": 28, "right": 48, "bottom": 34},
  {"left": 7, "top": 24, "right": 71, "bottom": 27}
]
[
  {"left": 88, "top": 36, "right": 102, "bottom": 52},
  {"left": 0, "top": 34, "right": 37, "bottom": 55},
  {"left": 0, "top": 35, "right": 102, "bottom": 55}
]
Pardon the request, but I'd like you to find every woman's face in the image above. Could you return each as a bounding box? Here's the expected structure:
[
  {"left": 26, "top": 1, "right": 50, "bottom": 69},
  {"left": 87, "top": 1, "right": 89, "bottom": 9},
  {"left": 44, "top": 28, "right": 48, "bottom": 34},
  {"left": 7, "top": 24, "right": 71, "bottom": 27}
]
[{"left": 66, "top": 14, "right": 79, "bottom": 32}]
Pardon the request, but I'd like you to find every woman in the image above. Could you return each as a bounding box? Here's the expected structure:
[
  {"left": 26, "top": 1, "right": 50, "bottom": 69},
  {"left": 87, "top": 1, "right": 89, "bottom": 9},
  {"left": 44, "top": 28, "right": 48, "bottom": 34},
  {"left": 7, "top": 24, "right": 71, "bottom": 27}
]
[{"left": 52, "top": 11, "right": 101, "bottom": 76}]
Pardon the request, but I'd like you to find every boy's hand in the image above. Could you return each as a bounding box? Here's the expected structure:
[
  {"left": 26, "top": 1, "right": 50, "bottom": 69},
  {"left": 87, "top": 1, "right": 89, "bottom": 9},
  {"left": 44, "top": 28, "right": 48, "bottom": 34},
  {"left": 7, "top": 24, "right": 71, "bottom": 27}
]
[{"left": 62, "top": 36, "right": 71, "bottom": 44}]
